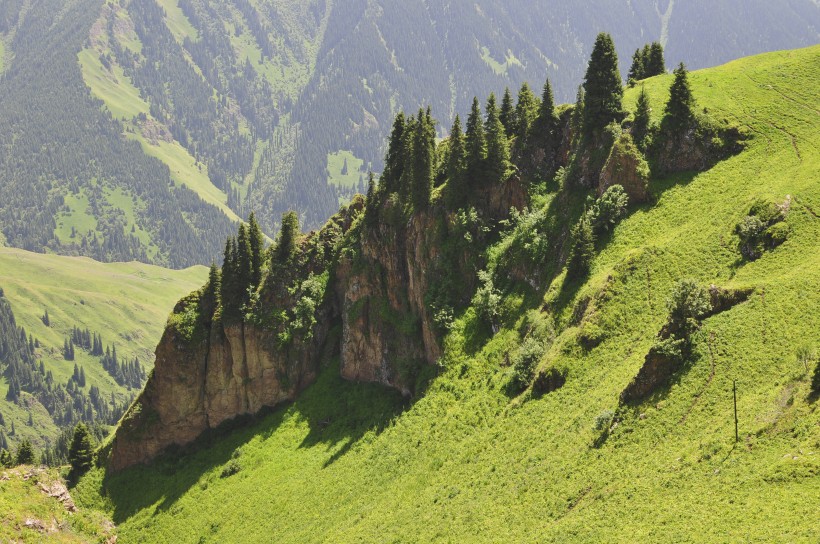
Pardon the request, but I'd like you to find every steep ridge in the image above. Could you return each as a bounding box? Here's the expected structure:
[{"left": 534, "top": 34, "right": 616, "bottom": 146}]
[{"left": 82, "top": 45, "right": 820, "bottom": 543}]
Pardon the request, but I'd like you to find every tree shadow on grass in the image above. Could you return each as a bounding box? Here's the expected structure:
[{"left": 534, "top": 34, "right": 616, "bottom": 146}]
[{"left": 100, "top": 359, "right": 407, "bottom": 524}]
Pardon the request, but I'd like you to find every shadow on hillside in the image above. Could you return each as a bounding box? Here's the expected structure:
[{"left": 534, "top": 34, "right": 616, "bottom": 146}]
[{"left": 100, "top": 359, "right": 407, "bottom": 523}]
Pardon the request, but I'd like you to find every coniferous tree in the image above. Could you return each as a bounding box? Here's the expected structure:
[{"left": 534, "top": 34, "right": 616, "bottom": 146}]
[
  {"left": 567, "top": 214, "right": 595, "bottom": 279},
  {"left": 15, "top": 439, "right": 35, "bottom": 465},
  {"left": 204, "top": 263, "right": 222, "bottom": 317},
  {"left": 514, "top": 82, "right": 539, "bottom": 145},
  {"left": 0, "top": 448, "right": 12, "bottom": 468},
  {"left": 582, "top": 32, "right": 623, "bottom": 137},
  {"left": 499, "top": 87, "right": 515, "bottom": 137},
  {"left": 627, "top": 47, "right": 646, "bottom": 84},
  {"left": 275, "top": 211, "right": 299, "bottom": 263},
  {"left": 646, "top": 42, "right": 666, "bottom": 76},
  {"left": 531, "top": 79, "right": 560, "bottom": 147},
  {"left": 247, "top": 212, "right": 264, "bottom": 288},
  {"left": 664, "top": 63, "right": 696, "bottom": 129},
  {"left": 68, "top": 422, "right": 94, "bottom": 478},
  {"left": 79, "top": 367, "right": 86, "bottom": 388},
  {"left": 236, "top": 223, "right": 252, "bottom": 302},
  {"left": 364, "top": 171, "right": 378, "bottom": 227},
  {"left": 411, "top": 108, "right": 435, "bottom": 209},
  {"left": 0, "top": 411, "right": 4, "bottom": 426},
  {"left": 484, "top": 93, "right": 510, "bottom": 184},
  {"left": 41, "top": 310, "right": 49, "bottom": 327},
  {"left": 381, "top": 113, "right": 407, "bottom": 195},
  {"left": 571, "top": 85, "right": 585, "bottom": 143},
  {"left": 444, "top": 115, "right": 467, "bottom": 209},
  {"left": 465, "top": 97, "right": 487, "bottom": 188},
  {"left": 633, "top": 85, "right": 652, "bottom": 150}
]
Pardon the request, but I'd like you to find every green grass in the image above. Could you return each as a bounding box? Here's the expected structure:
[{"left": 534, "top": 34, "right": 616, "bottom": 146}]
[
  {"left": 480, "top": 45, "right": 523, "bottom": 76},
  {"left": 78, "top": 48, "right": 149, "bottom": 121},
  {"left": 54, "top": 191, "right": 99, "bottom": 244},
  {"left": 0, "top": 248, "right": 207, "bottom": 449},
  {"left": 0, "top": 37, "right": 6, "bottom": 74},
  {"left": 156, "top": 0, "right": 199, "bottom": 43},
  {"left": 0, "top": 467, "right": 114, "bottom": 543},
  {"left": 75, "top": 46, "right": 820, "bottom": 542},
  {"left": 326, "top": 150, "right": 365, "bottom": 189}
]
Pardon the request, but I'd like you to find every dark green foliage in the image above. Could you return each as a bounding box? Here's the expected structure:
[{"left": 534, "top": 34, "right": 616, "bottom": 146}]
[
  {"left": 812, "top": 361, "right": 820, "bottom": 396},
  {"left": 528, "top": 79, "right": 561, "bottom": 166},
  {"left": 364, "top": 172, "right": 378, "bottom": 228},
  {"left": 411, "top": 109, "right": 436, "bottom": 210},
  {"left": 203, "top": 263, "right": 222, "bottom": 319},
  {"left": 663, "top": 63, "right": 696, "bottom": 130},
  {"left": 236, "top": 224, "right": 253, "bottom": 300},
  {"left": 582, "top": 33, "right": 624, "bottom": 136},
  {"left": 444, "top": 115, "right": 467, "bottom": 209},
  {"left": 567, "top": 215, "right": 595, "bottom": 279},
  {"left": 666, "top": 279, "right": 711, "bottom": 338},
  {"left": 15, "top": 439, "right": 35, "bottom": 465},
  {"left": 587, "top": 185, "right": 630, "bottom": 234},
  {"left": 570, "top": 85, "right": 585, "bottom": 142},
  {"left": 275, "top": 211, "right": 300, "bottom": 264},
  {"left": 248, "top": 213, "right": 265, "bottom": 289},
  {"left": 484, "top": 93, "right": 511, "bottom": 184},
  {"left": 500, "top": 87, "right": 515, "bottom": 137},
  {"left": 0, "top": 448, "right": 12, "bottom": 468},
  {"left": 41, "top": 309, "right": 49, "bottom": 327},
  {"left": 381, "top": 113, "right": 407, "bottom": 195},
  {"left": 735, "top": 200, "right": 788, "bottom": 260},
  {"left": 509, "top": 337, "right": 546, "bottom": 394},
  {"left": 68, "top": 422, "right": 95, "bottom": 478},
  {"left": 465, "top": 97, "right": 488, "bottom": 187},
  {"left": 627, "top": 42, "right": 665, "bottom": 85},
  {"left": 632, "top": 86, "right": 652, "bottom": 150},
  {"left": 514, "top": 82, "right": 539, "bottom": 146},
  {"left": 472, "top": 270, "right": 502, "bottom": 330}
]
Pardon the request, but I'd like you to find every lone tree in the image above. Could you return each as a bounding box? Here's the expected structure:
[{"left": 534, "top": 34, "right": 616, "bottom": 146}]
[
  {"left": 583, "top": 32, "right": 623, "bottom": 137},
  {"left": 567, "top": 214, "right": 595, "bottom": 279},
  {"left": 274, "top": 211, "right": 299, "bottom": 263},
  {"left": 68, "top": 422, "right": 95, "bottom": 478},
  {"left": 15, "top": 439, "right": 35, "bottom": 465},
  {"left": 664, "top": 63, "right": 696, "bottom": 129},
  {"left": 632, "top": 85, "right": 652, "bottom": 150}
]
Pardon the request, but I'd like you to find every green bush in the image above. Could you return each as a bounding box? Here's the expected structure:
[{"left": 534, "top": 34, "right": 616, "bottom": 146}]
[
  {"left": 594, "top": 410, "right": 614, "bottom": 431},
  {"left": 472, "top": 270, "right": 502, "bottom": 329},
  {"left": 666, "top": 279, "right": 711, "bottom": 337},
  {"left": 509, "top": 337, "right": 546, "bottom": 393},
  {"left": 587, "top": 184, "right": 629, "bottom": 234},
  {"left": 736, "top": 200, "right": 787, "bottom": 260}
]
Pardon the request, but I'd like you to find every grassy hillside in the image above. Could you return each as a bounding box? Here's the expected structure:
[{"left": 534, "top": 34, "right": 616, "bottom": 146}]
[
  {"left": 75, "top": 46, "right": 820, "bottom": 542},
  {"left": 0, "top": 248, "right": 207, "bottom": 450}
]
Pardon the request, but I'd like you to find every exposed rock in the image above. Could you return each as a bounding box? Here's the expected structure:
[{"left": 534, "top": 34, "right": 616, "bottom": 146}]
[
  {"left": 598, "top": 132, "right": 650, "bottom": 203},
  {"left": 652, "top": 121, "right": 745, "bottom": 174}
]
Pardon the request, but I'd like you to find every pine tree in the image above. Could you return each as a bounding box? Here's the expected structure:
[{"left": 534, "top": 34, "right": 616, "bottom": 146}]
[
  {"left": 236, "top": 223, "right": 252, "bottom": 303},
  {"left": 627, "top": 47, "right": 645, "bottom": 85},
  {"left": 582, "top": 32, "right": 623, "bottom": 136},
  {"left": 499, "top": 87, "right": 515, "bottom": 137},
  {"left": 664, "top": 63, "right": 695, "bottom": 129},
  {"left": 633, "top": 85, "right": 652, "bottom": 150},
  {"left": 484, "top": 93, "right": 511, "bottom": 184},
  {"left": 68, "top": 423, "right": 94, "bottom": 478},
  {"left": 381, "top": 112, "right": 407, "bottom": 194},
  {"left": 444, "top": 115, "right": 467, "bottom": 209},
  {"left": 571, "top": 85, "right": 585, "bottom": 142},
  {"left": 646, "top": 42, "right": 665, "bottom": 77},
  {"left": 41, "top": 309, "right": 49, "bottom": 327},
  {"left": 567, "top": 214, "right": 596, "bottom": 279},
  {"left": 531, "top": 79, "right": 560, "bottom": 147},
  {"left": 364, "top": 171, "right": 378, "bottom": 227},
  {"left": 15, "top": 439, "right": 35, "bottom": 465},
  {"left": 204, "top": 263, "right": 222, "bottom": 317},
  {"left": 275, "top": 211, "right": 299, "bottom": 263},
  {"left": 0, "top": 448, "right": 12, "bottom": 468},
  {"left": 514, "top": 82, "right": 539, "bottom": 145},
  {"left": 465, "top": 97, "right": 487, "bottom": 187},
  {"left": 247, "top": 212, "right": 265, "bottom": 288},
  {"left": 411, "top": 108, "right": 435, "bottom": 210},
  {"left": 79, "top": 366, "right": 86, "bottom": 388}
]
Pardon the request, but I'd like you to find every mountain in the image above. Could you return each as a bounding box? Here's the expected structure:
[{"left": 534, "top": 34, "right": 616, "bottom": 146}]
[
  {"left": 65, "top": 45, "right": 820, "bottom": 542},
  {"left": 0, "top": 0, "right": 818, "bottom": 266},
  {"left": 0, "top": 247, "right": 206, "bottom": 456}
]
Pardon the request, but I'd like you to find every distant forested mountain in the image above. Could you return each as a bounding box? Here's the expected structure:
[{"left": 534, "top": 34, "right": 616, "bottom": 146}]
[{"left": 0, "top": 0, "right": 817, "bottom": 265}]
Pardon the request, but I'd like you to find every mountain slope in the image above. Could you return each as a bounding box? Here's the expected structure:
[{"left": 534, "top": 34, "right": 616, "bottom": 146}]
[
  {"left": 0, "top": 248, "right": 207, "bottom": 454},
  {"left": 75, "top": 46, "right": 820, "bottom": 542},
  {"left": 1, "top": 0, "right": 817, "bottom": 260}
]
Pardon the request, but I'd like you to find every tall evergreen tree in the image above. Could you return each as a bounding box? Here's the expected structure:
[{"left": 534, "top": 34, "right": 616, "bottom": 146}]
[
  {"left": 465, "top": 97, "right": 487, "bottom": 187},
  {"left": 571, "top": 85, "right": 585, "bottom": 142},
  {"left": 531, "top": 79, "right": 560, "bottom": 146},
  {"left": 220, "top": 237, "right": 239, "bottom": 320},
  {"left": 0, "top": 448, "right": 12, "bottom": 468},
  {"left": 632, "top": 85, "right": 652, "bottom": 150},
  {"left": 364, "top": 171, "right": 378, "bottom": 227},
  {"left": 582, "top": 32, "right": 623, "bottom": 136},
  {"left": 664, "top": 63, "right": 696, "bottom": 129},
  {"left": 236, "top": 224, "right": 252, "bottom": 304},
  {"left": 646, "top": 42, "right": 666, "bottom": 77},
  {"left": 204, "top": 263, "right": 222, "bottom": 317},
  {"left": 68, "top": 422, "right": 94, "bottom": 478},
  {"left": 627, "top": 47, "right": 646, "bottom": 84},
  {"left": 411, "top": 108, "right": 435, "bottom": 209},
  {"left": 499, "top": 87, "right": 515, "bottom": 137},
  {"left": 567, "top": 214, "right": 595, "bottom": 279},
  {"left": 514, "top": 82, "right": 539, "bottom": 145},
  {"left": 444, "top": 115, "right": 466, "bottom": 208},
  {"left": 484, "top": 93, "right": 511, "bottom": 184},
  {"left": 247, "top": 212, "right": 264, "bottom": 288},
  {"left": 275, "top": 211, "right": 299, "bottom": 263},
  {"left": 381, "top": 112, "right": 407, "bottom": 195}
]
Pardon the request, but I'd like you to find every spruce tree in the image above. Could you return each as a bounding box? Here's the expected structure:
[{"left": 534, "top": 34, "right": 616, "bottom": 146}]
[
  {"left": 236, "top": 224, "right": 252, "bottom": 301},
  {"left": 68, "top": 422, "right": 94, "bottom": 478},
  {"left": 567, "top": 214, "right": 596, "bottom": 279},
  {"left": 247, "top": 212, "right": 265, "bottom": 288},
  {"left": 514, "top": 82, "right": 539, "bottom": 145},
  {"left": 205, "top": 263, "right": 222, "bottom": 316},
  {"left": 627, "top": 47, "right": 645, "bottom": 85},
  {"left": 646, "top": 42, "right": 665, "bottom": 76},
  {"left": 411, "top": 108, "right": 435, "bottom": 210},
  {"left": 664, "top": 63, "right": 695, "bottom": 129},
  {"left": 632, "top": 85, "right": 652, "bottom": 151},
  {"left": 484, "top": 93, "right": 510, "bottom": 184},
  {"left": 531, "top": 79, "right": 560, "bottom": 147},
  {"left": 0, "top": 448, "right": 12, "bottom": 468},
  {"left": 275, "top": 211, "right": 299, "bottom": 263},
  {"left": 571, "top": 85, "right": 585, "bottom": 142},
  {"left": 381, "top": 113, "right": 406, "bottom": 194},
  {"left": 220, "top": 237, "right": 239, "bottom": 320},
  {"left": 465, "top": 97, "right": 487, "bottom": 187},
  {"left": 499, "top": 87, "right": 515, "bottom": 137},
  {"left": 444, "top": 115, "right": 466, "bottom": 208},
  {"left": 364, "top": 171, "right": 378, "bottom": 227},
  {"left": 15, "top": 439, "right": 35, "bottom": 465},
  {"left": 582, "top": 32, "right": 623, "bottom": 137}
]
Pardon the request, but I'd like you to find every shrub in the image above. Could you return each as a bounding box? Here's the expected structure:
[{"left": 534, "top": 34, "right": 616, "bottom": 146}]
[
  {"left": 15, "top": 439, "right": 36, "bottom": 465},
  {"left": 736, "top": 199, "right": 787, "bottom": 260},
  {"left": 472, "top": 270, "right": 502, "bottom": 329},
  {"left": 509, "top": 337, "right": 546, "bottom": 393},
  {"left": 587, "top": 184, "right": 629, "bottom": 234},
  {"left": 594, "top": 410, "right": 614, "bottom": 431},
  {"left": 220, "top": 459, "right": 241, "bottom": 478},
  {"left": 666, "top": 279, "right": 711, "bottom": 337}
]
